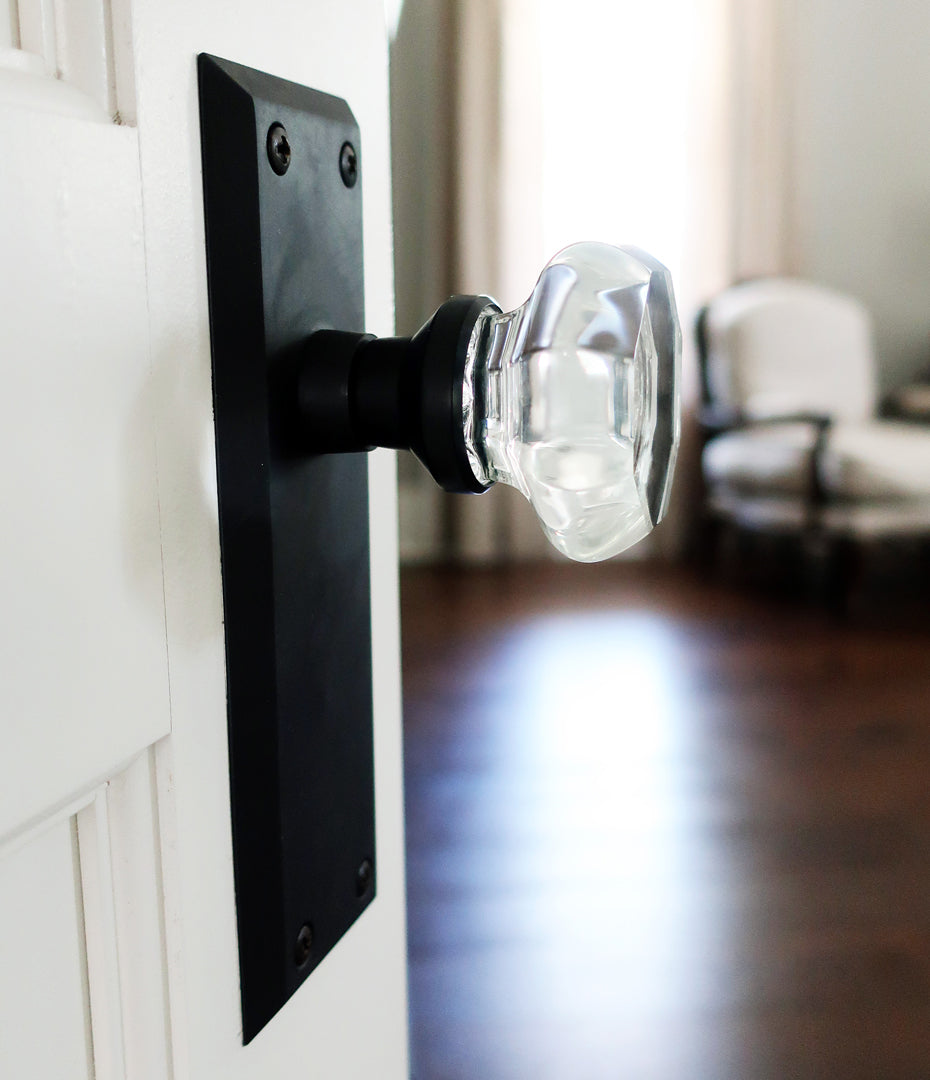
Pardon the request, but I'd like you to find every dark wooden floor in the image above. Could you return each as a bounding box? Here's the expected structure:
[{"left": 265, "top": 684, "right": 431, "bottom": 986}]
[{"left": 401, "top": 562, "right": 930, "bottom": 1080}]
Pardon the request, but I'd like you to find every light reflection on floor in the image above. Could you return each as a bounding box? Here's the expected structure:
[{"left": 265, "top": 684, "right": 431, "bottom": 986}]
[
  {"left": 403, "top": 564, "right": 930, "bottom": 1080},
  {"left": 472, "top": 614, "right": 736, "bottom": 1066}
]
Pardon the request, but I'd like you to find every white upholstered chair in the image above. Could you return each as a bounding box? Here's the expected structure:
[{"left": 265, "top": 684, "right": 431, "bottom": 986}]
[{"left": 695, "top": 278, "right": 930, "bottom": 605}]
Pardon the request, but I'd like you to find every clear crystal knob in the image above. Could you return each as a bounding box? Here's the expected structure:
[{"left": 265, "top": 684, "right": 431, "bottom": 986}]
[
  {"left": 465, "top": 243, "right": 680, "bottom": 561},
  {"left": 294, "top": 242, "right": 680, "bottom": 563}
]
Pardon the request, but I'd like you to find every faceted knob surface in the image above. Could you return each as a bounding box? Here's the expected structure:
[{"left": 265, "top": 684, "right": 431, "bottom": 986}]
[
  {"left": 465, "top": 243, "right": 681, "bottom": 562},
  {"left": 295, "top": 242, "right": 681, "bottom": 564}
]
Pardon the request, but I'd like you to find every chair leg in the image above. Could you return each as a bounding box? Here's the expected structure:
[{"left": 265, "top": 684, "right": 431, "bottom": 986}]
[
  {"left": 824, "top": 535, "right": 859, "bottom": 617},
  {"left": 920, "top": 538, "right": 930, "bottom": 597},
  {"left": 733, "top": 525, "right": 759, "bottom": 587},
  {"left": 772, "top": 532, "right": 806, "bottom": 597},
  {"left": 693, "top": 510, "right": 723, "bottom": 577}
]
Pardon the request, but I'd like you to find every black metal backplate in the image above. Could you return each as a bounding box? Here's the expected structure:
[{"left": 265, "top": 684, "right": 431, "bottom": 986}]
[{"left": 198, "top": 54, "right": 375, "bottom": 1044}]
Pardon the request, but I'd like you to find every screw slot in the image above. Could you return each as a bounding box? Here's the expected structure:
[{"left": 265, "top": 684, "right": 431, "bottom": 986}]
[
  {"left": 355, "top": 857, "right": 374, "bottom": 898},
  {"left": 294, "top": 923, "right": 313, "bottom": 967},
  {"left": 267, "top": 123, "right": 291, "bottom": 176},
  {"left": 339, "top": 141, "right": 358, "bottom": 188}
]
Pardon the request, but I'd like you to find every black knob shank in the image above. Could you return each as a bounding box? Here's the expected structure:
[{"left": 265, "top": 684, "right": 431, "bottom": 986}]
[{"left": 292, "top": 295, "right": 497, "bottom": 494}]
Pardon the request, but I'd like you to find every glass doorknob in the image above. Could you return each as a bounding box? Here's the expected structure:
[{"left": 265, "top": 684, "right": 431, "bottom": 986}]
[{"left": 294, "top": 242, "right": 681, "bottom": 562}]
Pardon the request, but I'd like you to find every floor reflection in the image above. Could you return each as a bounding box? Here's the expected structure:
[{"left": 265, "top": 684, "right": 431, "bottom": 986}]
[{"left": 402, "top": 563, "right": 930, "bottom": 1080}]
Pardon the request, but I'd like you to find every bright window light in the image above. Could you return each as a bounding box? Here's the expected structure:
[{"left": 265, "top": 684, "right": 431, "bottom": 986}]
[{"left": 539, "top": 0, "right": 697, "bottom": 290}]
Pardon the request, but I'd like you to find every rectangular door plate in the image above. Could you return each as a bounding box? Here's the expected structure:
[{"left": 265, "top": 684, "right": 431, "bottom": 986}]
[{"left": 198, "top": 54, "right": 375, "bottom": 1044}]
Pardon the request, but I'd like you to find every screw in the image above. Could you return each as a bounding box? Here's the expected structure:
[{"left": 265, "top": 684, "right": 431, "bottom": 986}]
[
  {"left": 355, "top": 857, "right": 374, "bottom": 898},
  {"left": 339, "top": 141, "right": 358, "bottom": 188},
  {"left": 267, "top": 123, "right": 291, "bottom": 176},
  {"left": 294, "top": 922, "right": 313, "bottom": 967}
]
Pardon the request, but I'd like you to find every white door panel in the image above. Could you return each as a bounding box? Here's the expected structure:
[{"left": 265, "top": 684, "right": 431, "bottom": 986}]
[
  {"left": 0, "top": 813, "right": 93, "bottom": 1078},
  {"left": 0, "top": 77, "right": 168, "bottom": 842},
  {"left": 0, "top": 0, "right": 407, "bottom": 1075}
]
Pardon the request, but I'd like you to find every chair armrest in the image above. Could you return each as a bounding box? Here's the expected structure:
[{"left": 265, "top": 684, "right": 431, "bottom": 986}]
[
  {"left": 701, "top": 407, "right": 833, "bottom": 433},
  {"left": 744, "top": 413, "right": 833, "bottom": 507},
  {"left": 737, "top": 410, "right": 832, "bottom": 431},
  {"left": 883, "top": 383, "right": 930, "bottom": 422},
  {"left": 697, "top": 403, "right": 741, "bottom": 436},
  {"left": 703, "top": 411, "right": 833, "bottom": 511}
]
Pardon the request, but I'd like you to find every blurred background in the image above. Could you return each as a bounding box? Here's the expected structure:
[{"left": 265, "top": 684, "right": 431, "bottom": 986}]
[{"left": 388, "top": 1, "right": 930, "bottom": 1077}]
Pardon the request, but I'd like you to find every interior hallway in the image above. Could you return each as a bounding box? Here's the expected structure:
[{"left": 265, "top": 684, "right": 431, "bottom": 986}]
[{"left": 402, "top": 562, "right": 930, "bottom": 1080}]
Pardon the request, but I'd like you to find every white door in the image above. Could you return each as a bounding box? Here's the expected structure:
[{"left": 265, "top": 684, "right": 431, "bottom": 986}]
[{"left": 0, "top": 1, "right": 408, "bottom": 1076}]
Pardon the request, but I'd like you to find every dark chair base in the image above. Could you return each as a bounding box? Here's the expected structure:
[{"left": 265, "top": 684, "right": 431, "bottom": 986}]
[{"left": 697, "top": 510, "right": 930, "bottom": 619}]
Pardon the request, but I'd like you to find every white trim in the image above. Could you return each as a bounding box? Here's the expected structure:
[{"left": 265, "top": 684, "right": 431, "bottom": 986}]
[
  {"left": 0, "top": 787, "right": 97, "bottom": 861},
  {"left": 77, "top": 786, "right": 127, "bottom": 1080}
]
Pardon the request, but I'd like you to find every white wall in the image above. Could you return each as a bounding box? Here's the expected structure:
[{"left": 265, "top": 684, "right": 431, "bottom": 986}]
[
  {"left": 390, "top": 0, "right": 457, "bottom": 336},
  {"left": 389, "top": 0, "right": 454, "bottom": 561},
  {"left": 789, "top": 0, "right": 930, "bottom": 390}
]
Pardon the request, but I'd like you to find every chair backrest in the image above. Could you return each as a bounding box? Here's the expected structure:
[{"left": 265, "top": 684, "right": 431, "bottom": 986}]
[{"left": 700, "top": 278, "right": 877, "bottom": 421}]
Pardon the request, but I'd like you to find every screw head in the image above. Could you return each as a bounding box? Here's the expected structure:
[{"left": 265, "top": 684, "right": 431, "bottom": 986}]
[
  {"left": 267, "top": 123, "right": 291, "bottom": 176},
  {"left": 355, "top": 858, "right": 374, "bottom": 898},
  {"left": 339, "top": 141, "right": 358, "bottom": 188},
  {"left": 294, "top": 923, "right": 313, "bottom": 967}
]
